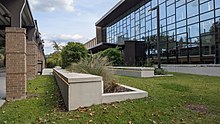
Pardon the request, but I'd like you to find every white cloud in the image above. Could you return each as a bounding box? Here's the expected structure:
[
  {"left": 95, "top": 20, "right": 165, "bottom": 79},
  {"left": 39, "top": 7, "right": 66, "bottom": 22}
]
[
  {"left": 29, "top": 0, "right": 74, "bottom": 12},
  {"left": 42, "top": 33, "right": 83, "bottom": 41},
  {"left": 42, "top": 33, "right": 85, "bottom": 54}
]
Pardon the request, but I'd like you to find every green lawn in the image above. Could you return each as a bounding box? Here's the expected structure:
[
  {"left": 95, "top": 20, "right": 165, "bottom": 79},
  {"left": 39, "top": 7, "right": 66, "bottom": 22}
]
[{"left": 0, "top": 73, "right": 220, "bottom": 124}]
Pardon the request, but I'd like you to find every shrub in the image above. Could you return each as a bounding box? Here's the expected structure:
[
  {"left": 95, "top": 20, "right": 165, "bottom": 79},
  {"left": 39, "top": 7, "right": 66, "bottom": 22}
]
[
  {"left": 61, "top": 42, "right": 88, "bottom": 68},
  {"left": 154, "top": 68, "right": 168, "bottom": 75},
  {"left": 98, "top": 47, "right": 123, "bottom": 66},
  {"left": 66, "top": 54, "right": 116, "bottom": 91},
  {"left": 46, "top": 52, "right": 62, "bottom": 68},
  {"left": 46, "top": 58, "right": 57, "bottom": 68}
]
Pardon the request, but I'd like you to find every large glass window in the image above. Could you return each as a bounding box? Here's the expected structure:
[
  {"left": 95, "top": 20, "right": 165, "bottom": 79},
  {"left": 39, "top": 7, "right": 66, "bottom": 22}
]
[
  {"left": 201, "top": 34, "right": 215, "bottom": 55},
  {"left": 177, "top": 20, "right": 186, "bottom": 28},
  {"left": 177, "top": 27, "right": 186, "bottom": 34},
  {"left": 160, "top": 3, "right": 166, "bottom": 19},
  {"left": 167, "top": 0, "right": 175, "bottom": 5},
  {"left": 152, "top": 18, "right": 157, "bottom": 29},
  {"left": 200, "top": 11, "right": 214, "bottom": 21},
  {"left": 177, "top": 33, "right": 187, "bottom": 56},
  {"left": 160, "top": 19, "right": 167, "bottom": 27},
  {"left": 200, "top": 19, "right": 214, "bottom": 33},
  {"left": 167, "top": 15, "right": 175, "bottom": 24},
  {"left": 188, "top": 16, "right": 199, "bottom": 25},
  {"left": 167, "top": 23, "right": 175, "bottom": 30},
  {"left": 167, "top": 4, "right": 175, "bottom": 17},
  {"left": 152, "top": 0, "right": 158, "bottom": 8},
  {"left": 176, "top": 5, "right": 186, "bottom": 21},
  {"left": 200, "top": 0, "right": 214, "bottom": 14},
  {"left": 103, "top": 0, "right": 218, "bottom": 64},
  {"left": 216, "top": 0, "right": 220, "bottom": 9},
  {"left": 176, "top": 0, "right": 185, "bottom": 7},
  {"left": 188, "top": 23, "right": 199, "bottom": 37},
  {"left": 187, "top": 0, "right": 199, "bottom": 18},
  {"left": 188, "top": 37, "right": 200, "bottom": 56},
  {"left": 216, "top": 9, "right": 220, "bottom": 17},
  {"left": 146, "top": 20, "right": 151, "bottom": 31}
]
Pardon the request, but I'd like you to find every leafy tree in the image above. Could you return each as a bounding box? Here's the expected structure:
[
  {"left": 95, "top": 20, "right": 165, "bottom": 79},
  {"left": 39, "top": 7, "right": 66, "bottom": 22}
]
[
  {"left": 61, "top": 42, "right": 88, "bottom": 68},
  {"left": 46, "top": 41, "right": 62, "bottom": 68},
  {"left": 98, "top": 47, "right": 123, "bottom": 66}
]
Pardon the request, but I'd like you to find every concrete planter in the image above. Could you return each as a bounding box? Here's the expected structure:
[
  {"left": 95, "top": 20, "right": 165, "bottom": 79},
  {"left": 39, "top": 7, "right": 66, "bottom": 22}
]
[
  {"left": 53, "top": 67, "right": 148, "bottom": 111},
  {"left": 109, "top": 67, "right": 155, "bottom": 77},
  {"left": 102, "top": 84, "right": 147, "bottom": 104}
]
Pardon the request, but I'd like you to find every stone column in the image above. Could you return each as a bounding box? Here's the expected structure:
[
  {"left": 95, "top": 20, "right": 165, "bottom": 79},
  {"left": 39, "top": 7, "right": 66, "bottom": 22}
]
[
  {"left": 5, "top": 27, "right": 27, "bottom": 101},
  {"left": 27, "top": 41, "right": 38, "bottom": 80}
]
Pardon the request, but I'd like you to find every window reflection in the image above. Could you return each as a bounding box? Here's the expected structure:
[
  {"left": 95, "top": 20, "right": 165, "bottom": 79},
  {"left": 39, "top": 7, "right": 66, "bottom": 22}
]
[
  {"left": 176, "top": 5, "right": 186, "bottom": 21},
  {"left": 104, "top": 0, "right": 219, "bottom": 64},
  {"left": 188, "top": 23, "right": 199, "bottom": 37},
  {"left": 187, "top": 0, "right": 198, "bottom": 18},
  {"left": 188, "top": 16, "right": 199, "bottom": 25},
  {"left": 200, "top": 19, "right": 214, "bottom": 33},
  {"left": 176, "top": 0, "right": 185, "bottom": 7},
  {"left": 177, "top": 34, "right": 188, "bottom": 56},
  {"left": 216, "top": 0, "right": 220, "bottom": 9},
  {"left": 200, "top": 11, "right": 214, "bottom": 21},
  {"left": 201, "top": 35, "right": 215, "bottom": 55},
  {"left": 167, "top": 4, "right": 175, "bottom": 17},
  {"left": 188, "top": 37, "right": 200, "bottom": 56},
  {"left": 200, "top": 1, "right": 214, "bottom": 14},
  {"left": 167, "top": 15, "right": 175, "bottom": 24},
  {"left": 160, "top": 3, "right": 166, "bottom": 19}
]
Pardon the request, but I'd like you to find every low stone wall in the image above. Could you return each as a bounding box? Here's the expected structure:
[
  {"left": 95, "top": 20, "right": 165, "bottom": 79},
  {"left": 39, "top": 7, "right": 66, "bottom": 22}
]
[
  {"left": 109, "top": 67, "right": 155, "bottom": 77},
  {"left": 162, "top": 64, "right": 220, "bottom": 76},
  {"left": 53, "top": 67, "right": 148, "bottom": 111},
  {"left": 53, "top": 68, "right": 103, "bottom": 111}
]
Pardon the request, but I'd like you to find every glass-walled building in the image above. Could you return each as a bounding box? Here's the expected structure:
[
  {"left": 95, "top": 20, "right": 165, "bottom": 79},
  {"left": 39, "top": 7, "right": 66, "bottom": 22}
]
[{"left": 94, "top": 0, "right": 220, "bottom": 64}]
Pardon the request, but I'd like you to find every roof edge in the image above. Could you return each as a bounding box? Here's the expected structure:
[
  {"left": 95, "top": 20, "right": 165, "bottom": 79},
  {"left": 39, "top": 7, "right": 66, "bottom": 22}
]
[{"left": 95, "top": 0, "right": 125, "bottom": 26}]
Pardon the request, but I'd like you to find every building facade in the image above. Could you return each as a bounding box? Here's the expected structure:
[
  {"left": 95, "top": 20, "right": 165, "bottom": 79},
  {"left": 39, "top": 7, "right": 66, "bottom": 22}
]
[
  {"left": 86, "top": 0, "right": 220, "bottom": 64},
  {"left": 0, "top": 0, "right": 45, "bottom": 100}
]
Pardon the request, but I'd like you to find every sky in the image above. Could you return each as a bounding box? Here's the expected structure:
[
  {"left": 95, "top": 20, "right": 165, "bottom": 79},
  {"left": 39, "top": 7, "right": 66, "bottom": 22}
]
[{"left": 29, "top": 0, "right": 119, "bottom": 55}]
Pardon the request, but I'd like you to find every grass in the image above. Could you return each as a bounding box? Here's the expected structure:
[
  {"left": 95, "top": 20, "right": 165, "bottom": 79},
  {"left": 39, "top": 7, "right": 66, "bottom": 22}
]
[{"left": 0, "top": 73, "right": 220, "bottom": 123}]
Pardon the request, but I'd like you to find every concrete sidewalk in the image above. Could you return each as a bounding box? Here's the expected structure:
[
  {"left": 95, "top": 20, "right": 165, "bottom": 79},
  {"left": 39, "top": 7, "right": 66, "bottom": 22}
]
[{"left": 0, "top": 68, "right": 6, "bottom": 107}]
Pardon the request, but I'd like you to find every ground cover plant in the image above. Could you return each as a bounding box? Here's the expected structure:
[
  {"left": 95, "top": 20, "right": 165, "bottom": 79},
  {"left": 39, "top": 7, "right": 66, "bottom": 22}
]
[{"left": 0, "top": 73, "right": 220, "bottom": 123}]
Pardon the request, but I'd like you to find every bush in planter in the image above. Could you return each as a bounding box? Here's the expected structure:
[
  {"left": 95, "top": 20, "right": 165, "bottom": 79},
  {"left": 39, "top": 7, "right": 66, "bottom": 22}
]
[
  {"left": 98, "top": 47, "right": 123, "bottom": 66},
  {"left": 154, "top": 68, "right": 168, "bottom": 75},
  {"left": 66, "top": 54, "right": 118, "bottom": 92},
  {"left": 61, "top": 42, "right": 88, "bottom": 68}
]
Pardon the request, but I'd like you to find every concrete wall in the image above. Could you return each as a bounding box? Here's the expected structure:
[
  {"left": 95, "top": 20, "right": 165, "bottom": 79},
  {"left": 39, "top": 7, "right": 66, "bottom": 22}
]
[
  {"left": 53, "top": 68, "right": 103, "bottom": 111},
  {"left": 110, "top": 67, "right": 155, "bottom": 77},
  {"left": 162, "top": 64, "right": 220, "bottom": 76},
  {"left": 53, "top": 67, "right": 148, "bottom": 111}
]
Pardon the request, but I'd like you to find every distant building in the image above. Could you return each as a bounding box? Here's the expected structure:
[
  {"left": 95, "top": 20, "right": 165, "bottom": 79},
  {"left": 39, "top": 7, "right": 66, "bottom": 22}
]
[{"left": 85, "top": 0, "right": 220, "bottom": 64}]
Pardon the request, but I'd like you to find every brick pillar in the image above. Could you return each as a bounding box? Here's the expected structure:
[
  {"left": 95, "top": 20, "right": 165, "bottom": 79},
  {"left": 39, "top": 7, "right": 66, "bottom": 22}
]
[
  {"left": 5, "top": 27, "right": 27, "bottom": 100},
  {"left": 27, "top": 41, "right": 38, "bottom": 80},
  {"left": 37, "top": 48, "right": 40, "bottom": 73}
]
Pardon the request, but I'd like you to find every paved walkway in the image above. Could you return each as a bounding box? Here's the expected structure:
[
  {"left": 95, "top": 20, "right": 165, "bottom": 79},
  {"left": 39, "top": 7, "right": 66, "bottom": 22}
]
[
  {"left": 0, "top": 68, "right": 6, "bottom": 107},
  {"left": 42, "top": 68, "right": 53, "bottom": 75}
]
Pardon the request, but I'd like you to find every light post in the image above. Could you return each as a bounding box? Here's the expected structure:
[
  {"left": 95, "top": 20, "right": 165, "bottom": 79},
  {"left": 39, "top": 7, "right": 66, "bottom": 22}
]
[{"left": 148, "top": 5, "right": 161, "bottom": 69}]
